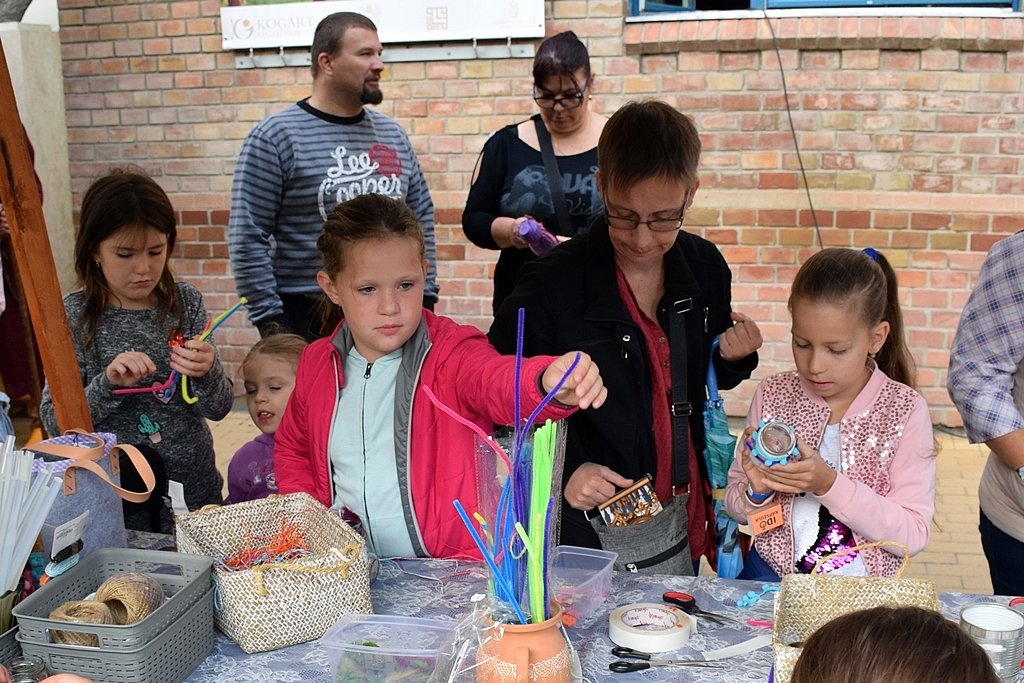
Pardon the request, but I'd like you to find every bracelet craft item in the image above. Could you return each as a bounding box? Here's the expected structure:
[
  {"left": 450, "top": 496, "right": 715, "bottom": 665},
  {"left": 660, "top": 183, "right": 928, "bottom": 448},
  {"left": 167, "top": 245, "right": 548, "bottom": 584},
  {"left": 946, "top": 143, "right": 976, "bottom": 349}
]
[
  {"left": 746, "top": 484, "right": 772, "bottom": 503},
  {"left": 750, "top": 419, "right": 800, "bottom": 466},
  {"left": 597, "top": 475, "right": 663, "bottom": 527}
]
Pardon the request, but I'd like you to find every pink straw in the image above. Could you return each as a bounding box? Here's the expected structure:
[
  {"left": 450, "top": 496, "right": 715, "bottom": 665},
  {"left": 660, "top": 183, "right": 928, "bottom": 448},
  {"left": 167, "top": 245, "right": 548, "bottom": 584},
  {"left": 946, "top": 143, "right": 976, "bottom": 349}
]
[{"left": 420, "top": 386, "right": 512, "bottom": 472}]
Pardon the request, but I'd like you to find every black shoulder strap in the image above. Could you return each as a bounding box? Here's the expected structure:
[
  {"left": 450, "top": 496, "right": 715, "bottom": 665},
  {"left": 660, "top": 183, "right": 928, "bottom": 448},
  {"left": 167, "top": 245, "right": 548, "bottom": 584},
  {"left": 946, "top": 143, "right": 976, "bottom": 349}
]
[
  {"left": 668, "top": 298, "right": 692, "bottom": 490},
  {"left": 533, "top": 115, "right": 573, "bottom": 236}
]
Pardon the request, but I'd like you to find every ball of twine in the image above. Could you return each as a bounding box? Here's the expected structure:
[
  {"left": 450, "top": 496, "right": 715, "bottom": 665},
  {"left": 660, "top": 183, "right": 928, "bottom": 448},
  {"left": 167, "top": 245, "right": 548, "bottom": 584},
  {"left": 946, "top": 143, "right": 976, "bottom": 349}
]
[
  {"left": 95, "top": 577, "right": 153, "bottom": 625},
  {"left": 101, "top": 572, "right": 165, "bottom": 614},
  {"left": 49, "top": 600, "right": 113, "bottom": 647}
]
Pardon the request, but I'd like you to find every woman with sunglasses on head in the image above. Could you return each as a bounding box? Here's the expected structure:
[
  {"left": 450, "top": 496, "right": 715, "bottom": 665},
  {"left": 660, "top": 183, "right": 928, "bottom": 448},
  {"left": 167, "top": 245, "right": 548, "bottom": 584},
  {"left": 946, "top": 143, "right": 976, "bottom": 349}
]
[
  {"left": 463, "top": 31, "right": 606, "bottom": 314},
  {"left": 489, "top": 102, "right": 762, "bottom": 576}
]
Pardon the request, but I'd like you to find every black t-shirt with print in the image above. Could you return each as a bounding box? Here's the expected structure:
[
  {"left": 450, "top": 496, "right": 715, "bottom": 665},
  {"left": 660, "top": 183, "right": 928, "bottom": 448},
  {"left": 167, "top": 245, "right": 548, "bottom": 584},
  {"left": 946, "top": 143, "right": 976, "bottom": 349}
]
[{"left": 463, "top": 115, "right": 602, "bottom": 313}]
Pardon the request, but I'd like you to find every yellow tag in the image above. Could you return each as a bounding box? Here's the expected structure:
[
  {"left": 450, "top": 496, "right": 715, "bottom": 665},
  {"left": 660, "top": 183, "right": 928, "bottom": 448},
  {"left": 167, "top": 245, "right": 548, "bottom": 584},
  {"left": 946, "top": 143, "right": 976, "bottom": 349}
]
[{"left": 748, "top": 503, "right": 784, "bottom": 535}]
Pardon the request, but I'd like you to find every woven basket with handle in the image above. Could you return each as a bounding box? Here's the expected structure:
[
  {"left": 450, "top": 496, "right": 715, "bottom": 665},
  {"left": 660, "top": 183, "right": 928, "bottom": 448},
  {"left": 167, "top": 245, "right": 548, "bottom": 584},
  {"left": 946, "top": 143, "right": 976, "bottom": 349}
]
[
  {"left": 772, "top": 541, "right": 941, "bottom": 683},
  {"left": 175, "top": 492, "right": 372, "bottom": 653}
]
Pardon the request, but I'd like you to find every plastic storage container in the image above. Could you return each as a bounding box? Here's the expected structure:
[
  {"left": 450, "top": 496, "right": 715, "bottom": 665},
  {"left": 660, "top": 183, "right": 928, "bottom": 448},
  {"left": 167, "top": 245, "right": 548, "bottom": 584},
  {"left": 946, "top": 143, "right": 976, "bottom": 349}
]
[
  {"left": 549, "top": 545, "right": 617, "bottom": 624},
  {"left": 18, "top": 588, "right": 213, "bottom": 683},
  {"left": 13, "top": 548, "right": 211, "bottom": 651},
  {"left": 321, "top": 614, "right": 455, "bottom": 683},
  {"left": 0, "top": 627, "right": 21, "bottom": 666},
  {"left": 12, "top": 549, "right": 213, "bottom": 683}
]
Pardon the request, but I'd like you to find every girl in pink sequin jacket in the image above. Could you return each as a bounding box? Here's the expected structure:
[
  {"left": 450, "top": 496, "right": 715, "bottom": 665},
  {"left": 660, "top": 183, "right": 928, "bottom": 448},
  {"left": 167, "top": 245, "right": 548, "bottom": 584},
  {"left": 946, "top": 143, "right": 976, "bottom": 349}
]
[{"left": 726, "top": 249, "right": 936, "bottom": 579}]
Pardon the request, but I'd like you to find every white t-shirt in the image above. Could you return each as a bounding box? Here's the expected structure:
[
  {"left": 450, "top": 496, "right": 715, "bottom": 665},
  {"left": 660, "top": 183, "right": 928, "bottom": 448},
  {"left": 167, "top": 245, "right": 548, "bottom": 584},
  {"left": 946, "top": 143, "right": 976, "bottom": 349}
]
[{"left": 791, "top": 423, "right": 868, "bottom": 576}]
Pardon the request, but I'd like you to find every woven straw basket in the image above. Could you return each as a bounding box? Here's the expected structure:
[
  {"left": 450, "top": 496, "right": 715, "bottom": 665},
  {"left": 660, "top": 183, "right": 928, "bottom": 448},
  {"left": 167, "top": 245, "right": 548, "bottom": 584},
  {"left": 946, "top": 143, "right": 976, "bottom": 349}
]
[
  {"left": 175, "top": 493, "right": 372, "bottom": 653},
  {"left": 772, "top": 542, "right": 941, "bottom": 683}
]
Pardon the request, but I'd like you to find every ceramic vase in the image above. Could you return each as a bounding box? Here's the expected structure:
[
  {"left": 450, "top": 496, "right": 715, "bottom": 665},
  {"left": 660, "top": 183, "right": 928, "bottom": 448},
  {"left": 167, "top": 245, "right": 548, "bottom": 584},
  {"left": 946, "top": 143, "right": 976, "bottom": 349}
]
[{"left": 477, "top": 601, "right": 571, "bottom": 683}]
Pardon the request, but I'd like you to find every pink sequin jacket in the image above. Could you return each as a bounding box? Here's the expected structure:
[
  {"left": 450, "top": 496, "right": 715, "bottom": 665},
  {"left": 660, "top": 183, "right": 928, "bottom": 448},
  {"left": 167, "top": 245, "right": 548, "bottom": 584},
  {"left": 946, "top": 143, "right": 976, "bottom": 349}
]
[{"left": 725, "top": 365, "right": 936, "bottom": 577}]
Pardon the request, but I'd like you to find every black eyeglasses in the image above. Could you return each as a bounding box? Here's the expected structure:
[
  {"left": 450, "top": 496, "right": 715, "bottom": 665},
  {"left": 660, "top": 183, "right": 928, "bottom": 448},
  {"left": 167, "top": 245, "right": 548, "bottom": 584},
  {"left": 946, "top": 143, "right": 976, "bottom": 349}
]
[
  {"left": 533, "top": 83, "right": 588, "bottom": 110},
  {"left": 605, "top": 204, "right": 688, "bottom": 232}
]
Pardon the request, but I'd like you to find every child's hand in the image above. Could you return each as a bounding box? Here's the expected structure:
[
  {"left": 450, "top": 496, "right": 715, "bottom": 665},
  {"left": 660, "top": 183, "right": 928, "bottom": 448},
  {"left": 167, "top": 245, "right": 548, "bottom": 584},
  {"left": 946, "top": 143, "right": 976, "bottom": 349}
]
[
  {"left": 739, "top": 426, "right": 775, "bottom": 497},
  {"left": 756, "top": 437, "right": 837, "bottom": 496},
  {"left": 719, "top": 312, "right": 763, "bottom": 362},
  {"left": 542, "top": 352, "right": 607, "bottom": 410},
  {"left": 564, "top": 462, "right": 633, "bottom": 510},
  {"left": 106, "top": 352, "right": 157, "bottom": 386},
  {"left": 171, "top": 339, "right": 215, "bottom": 378}
]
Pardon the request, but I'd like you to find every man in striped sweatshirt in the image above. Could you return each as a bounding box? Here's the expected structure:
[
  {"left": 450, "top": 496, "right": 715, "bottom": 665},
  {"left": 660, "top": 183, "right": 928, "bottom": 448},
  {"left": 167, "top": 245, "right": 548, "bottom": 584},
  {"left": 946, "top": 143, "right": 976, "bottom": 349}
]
[{"left": 228, "top": 12, "right": 438, "bottom": 341}]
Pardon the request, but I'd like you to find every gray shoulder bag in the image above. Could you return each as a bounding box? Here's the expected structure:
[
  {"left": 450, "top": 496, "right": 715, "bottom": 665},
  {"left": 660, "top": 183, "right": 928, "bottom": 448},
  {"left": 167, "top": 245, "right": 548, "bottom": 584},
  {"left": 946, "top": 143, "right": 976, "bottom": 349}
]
[{"left": 589, "top": 299, "right": 695, "bottom": 575}]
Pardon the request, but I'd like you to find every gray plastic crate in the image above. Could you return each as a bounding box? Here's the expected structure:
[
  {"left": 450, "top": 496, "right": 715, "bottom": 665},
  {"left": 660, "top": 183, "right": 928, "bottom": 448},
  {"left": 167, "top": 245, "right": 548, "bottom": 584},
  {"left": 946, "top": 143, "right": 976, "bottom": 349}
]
[
  {"left": 0, "top": 626, "right": 20, "bottom": 666},
  {"left": 13, "top": 548, "right": 211, "bottom": 651},
  {"left": 18, "top": 587, "right": 214, "bottom": 683}
]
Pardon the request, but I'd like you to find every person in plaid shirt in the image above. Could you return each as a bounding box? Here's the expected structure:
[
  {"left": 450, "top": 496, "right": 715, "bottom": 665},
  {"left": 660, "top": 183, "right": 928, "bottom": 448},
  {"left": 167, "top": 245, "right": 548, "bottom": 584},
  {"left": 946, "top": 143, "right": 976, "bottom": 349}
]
[{"left": 949, "top": 231, "right": 1024, "bottom": 596}]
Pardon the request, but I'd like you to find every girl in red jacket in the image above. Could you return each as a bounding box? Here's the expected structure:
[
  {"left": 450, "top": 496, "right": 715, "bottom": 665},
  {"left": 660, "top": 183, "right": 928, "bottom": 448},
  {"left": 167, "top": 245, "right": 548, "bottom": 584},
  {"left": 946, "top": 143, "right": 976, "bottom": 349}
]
[{"left": 274, "top": 194, "right": 606, "bottom": 560}]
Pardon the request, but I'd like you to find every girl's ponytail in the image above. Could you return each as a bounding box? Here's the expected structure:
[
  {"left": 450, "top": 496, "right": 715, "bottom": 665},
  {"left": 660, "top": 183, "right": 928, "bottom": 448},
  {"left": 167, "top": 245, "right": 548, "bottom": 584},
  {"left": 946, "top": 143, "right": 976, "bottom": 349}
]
[
  {"left": 872, "top": 251, "right": 917, "bottom": 390},
  {"left": 789, "top": 247, "right": 917, "bottom": 390}
]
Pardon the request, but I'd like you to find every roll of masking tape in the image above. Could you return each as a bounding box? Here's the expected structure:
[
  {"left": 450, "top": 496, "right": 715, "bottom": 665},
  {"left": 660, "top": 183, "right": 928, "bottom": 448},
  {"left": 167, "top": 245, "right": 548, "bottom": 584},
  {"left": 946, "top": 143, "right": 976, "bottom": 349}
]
[{"left": 608, "top": 603, "right": 695, "bottom": 653}]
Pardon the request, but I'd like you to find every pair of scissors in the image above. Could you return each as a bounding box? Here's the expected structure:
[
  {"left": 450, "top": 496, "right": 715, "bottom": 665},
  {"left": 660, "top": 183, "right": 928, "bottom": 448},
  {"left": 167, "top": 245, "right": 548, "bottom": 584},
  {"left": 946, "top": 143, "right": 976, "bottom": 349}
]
[
  {"left": 609, "top": 646, "right": 724, "bottom": 672},
  {"left": 663, "top": 591, "right": 736, "bottom": 625}
]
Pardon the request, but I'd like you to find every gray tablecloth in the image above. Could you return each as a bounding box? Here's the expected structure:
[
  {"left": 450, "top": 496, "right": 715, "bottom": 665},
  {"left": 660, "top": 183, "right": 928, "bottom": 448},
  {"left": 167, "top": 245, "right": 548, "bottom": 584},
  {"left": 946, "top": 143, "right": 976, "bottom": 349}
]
[{"left": 184, "top": 559, "right": 1020, "bottom": 683}]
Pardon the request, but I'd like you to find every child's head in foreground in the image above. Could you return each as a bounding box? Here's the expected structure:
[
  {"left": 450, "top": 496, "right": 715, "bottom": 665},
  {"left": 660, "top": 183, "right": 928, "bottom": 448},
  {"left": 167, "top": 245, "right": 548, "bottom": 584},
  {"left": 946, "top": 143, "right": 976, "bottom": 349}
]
[
  {"left": 242, "top": 334, "right": 307, "bottom": 435},
  {"left": 791, "top": 605, "right": 998, "bottom": 683},
  {"left": 315, "top": 194, "right": 427, "bottom": 361}
]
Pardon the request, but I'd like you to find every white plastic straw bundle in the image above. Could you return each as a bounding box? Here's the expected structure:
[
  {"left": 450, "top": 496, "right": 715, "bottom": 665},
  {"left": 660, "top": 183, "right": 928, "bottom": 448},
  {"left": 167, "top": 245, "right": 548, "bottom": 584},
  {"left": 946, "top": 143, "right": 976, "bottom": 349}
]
[{"left": 0, "top": 436, "right": 62, "bottom": 593}]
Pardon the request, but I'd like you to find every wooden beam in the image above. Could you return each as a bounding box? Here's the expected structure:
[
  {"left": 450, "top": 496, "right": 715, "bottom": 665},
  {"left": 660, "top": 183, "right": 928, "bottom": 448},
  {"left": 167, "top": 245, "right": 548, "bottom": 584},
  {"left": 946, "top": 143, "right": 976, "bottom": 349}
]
[{"left": 0, "top": 40, "right": 92, "bottom": 433}]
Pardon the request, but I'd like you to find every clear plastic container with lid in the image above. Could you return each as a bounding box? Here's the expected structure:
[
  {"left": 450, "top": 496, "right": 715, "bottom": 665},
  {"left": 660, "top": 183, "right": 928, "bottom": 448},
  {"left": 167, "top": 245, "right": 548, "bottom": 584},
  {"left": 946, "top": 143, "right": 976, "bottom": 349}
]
[
  {"left": 321, "top": 614, "right": 455, "bottom": 683},
  {"left": 549, "top": 545, "right": 618, "bottom": 625}
]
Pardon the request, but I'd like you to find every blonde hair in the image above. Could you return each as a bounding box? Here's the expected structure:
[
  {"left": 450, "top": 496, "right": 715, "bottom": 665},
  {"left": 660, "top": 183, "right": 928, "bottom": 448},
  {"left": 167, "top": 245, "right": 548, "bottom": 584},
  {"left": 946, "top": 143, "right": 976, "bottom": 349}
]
[{"left": 241, "top": 334, "right": 307, "bottom": 378}]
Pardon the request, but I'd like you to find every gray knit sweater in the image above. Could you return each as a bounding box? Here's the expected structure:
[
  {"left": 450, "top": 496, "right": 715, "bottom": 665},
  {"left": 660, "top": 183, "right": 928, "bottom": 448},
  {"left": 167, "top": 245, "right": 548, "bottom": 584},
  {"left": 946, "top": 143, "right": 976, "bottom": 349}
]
[
  {"left": 228, "top": 100, "right": 438, "bottom": 324},
  {"left": 40, "top": 283, "right": 234, "bottom": 514}
]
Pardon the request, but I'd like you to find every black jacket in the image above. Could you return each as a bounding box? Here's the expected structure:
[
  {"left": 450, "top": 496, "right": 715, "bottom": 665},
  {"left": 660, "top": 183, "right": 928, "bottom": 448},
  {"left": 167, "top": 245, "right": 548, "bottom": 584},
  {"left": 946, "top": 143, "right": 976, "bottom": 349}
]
[{"left": 488, "top": 217, "right": 758, "bottom": 549}]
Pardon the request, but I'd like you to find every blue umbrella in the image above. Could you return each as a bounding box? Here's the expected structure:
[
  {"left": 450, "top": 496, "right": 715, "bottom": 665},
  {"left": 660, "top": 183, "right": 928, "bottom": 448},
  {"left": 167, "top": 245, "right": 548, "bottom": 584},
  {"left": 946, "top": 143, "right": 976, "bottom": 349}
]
[{"left": 703, "top": 337, "right": 744, "bottom": 579}]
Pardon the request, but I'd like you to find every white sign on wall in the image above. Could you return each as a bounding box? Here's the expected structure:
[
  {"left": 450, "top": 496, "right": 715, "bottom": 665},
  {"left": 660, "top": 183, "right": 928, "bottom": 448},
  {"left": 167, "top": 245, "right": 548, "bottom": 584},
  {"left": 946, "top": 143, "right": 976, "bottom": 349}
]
[{"left": 221, "top": 0, "right": 545, "bottom": 51}]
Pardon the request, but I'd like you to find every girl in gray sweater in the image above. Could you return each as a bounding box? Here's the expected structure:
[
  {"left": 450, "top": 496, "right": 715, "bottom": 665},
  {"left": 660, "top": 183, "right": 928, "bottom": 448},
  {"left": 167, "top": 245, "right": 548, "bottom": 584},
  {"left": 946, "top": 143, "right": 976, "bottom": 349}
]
[{"left": 41, "top": 170, "right": 233, "bottom": 532}]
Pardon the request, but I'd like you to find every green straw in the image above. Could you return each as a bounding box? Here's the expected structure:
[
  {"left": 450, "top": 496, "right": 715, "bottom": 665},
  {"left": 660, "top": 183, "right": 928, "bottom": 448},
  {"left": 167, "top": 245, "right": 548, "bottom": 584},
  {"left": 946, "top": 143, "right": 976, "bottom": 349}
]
[{"left": 525, "top": 420, "right": 556, "bottom": 622}]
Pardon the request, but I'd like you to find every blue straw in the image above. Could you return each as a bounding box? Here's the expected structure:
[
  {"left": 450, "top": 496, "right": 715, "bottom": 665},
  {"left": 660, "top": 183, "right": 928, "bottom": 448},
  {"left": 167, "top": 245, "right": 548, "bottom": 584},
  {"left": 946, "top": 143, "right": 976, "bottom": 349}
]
[{"left": 453, "top": 499, "right": 527, "bottom": 624}]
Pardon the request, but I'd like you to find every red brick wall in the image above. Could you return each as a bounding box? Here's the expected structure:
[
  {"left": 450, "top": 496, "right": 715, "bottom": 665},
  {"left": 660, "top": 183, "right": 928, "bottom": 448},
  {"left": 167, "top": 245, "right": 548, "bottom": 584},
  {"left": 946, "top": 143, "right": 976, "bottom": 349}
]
[{"left": 56, "top": 0, "right": 1024, "bottom": 424}]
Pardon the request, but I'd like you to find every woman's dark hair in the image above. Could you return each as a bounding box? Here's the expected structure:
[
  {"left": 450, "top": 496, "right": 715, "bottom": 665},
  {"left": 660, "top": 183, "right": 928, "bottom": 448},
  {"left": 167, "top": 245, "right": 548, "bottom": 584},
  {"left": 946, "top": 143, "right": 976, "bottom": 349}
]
[
  {"left": 316, "top": 194, "right": 425, "bottom": 333},
  {"left": 74, "top": 168, "right": 180, "bottom": 350},
  {"left": 789, "top": 247, "right": 916, "bottom": 389},
  {"left": 241, "top": 333, "right": 308, "bottom": 378},
  {"left": 791, "top": 606, "right": 999, "bottom": 683},
  {"left": 597, "top": 100, "right": 701, "bottom": 194},
  {"left": 533, "top": 31, "right": 591, "bottom": 91}
]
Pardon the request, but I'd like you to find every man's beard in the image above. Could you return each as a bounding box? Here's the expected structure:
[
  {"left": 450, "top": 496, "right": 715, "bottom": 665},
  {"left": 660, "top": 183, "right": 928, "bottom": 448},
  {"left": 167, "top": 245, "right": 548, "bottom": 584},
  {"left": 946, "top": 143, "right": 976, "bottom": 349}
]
[{"left": 360, "top": 84, "right": 383, "bottom": 105}]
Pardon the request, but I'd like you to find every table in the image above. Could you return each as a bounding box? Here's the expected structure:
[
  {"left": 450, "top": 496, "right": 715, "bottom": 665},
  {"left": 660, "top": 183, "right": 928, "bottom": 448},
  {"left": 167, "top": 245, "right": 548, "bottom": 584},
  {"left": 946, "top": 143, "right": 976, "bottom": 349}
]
[{"left": 183, "top": 559, "right": 1018, "bottom": 683}]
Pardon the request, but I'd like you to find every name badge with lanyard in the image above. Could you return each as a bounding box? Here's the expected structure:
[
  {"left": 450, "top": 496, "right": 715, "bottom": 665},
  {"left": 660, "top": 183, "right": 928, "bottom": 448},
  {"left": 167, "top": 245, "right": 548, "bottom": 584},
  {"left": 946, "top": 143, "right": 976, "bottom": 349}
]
[{"left": 590, "top": 298, "right": 696, "bottom": 575}]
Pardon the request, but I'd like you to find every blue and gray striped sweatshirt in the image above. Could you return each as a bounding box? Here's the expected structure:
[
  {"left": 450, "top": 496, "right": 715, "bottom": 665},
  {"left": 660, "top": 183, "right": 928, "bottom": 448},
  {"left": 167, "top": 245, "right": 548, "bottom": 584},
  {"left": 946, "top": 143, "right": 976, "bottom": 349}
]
[{"left": 228, "top": 100, "right": 437, "bottom": 324}]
